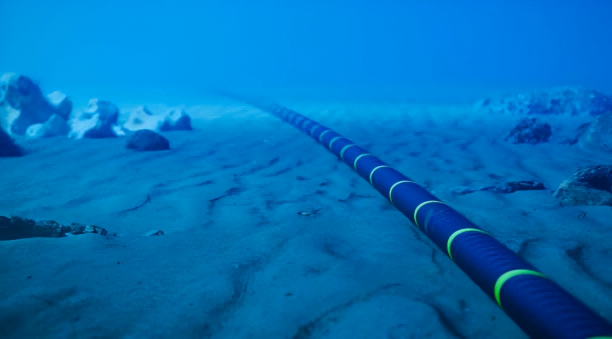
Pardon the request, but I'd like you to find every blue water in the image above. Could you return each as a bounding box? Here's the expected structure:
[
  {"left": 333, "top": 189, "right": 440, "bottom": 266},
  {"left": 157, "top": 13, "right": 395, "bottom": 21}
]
[
  {"left": 2, "top": 1, "right": 612, "bottom": 102},
  {"left": 1, "top": 2, "right": 612, "bottom": 339}
]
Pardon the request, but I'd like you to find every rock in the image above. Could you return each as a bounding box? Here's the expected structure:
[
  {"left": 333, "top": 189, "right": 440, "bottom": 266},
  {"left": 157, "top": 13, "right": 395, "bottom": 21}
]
[
  {"left": 476, "top": 88, "right": 612, "bottom": 116},
  {"left": 160, "top": 108, "right": 192, "bottom": 131},
  {"left": 47, "top": 90, "right": 73, "bottom": 120},
  {"left": 126, "top": 129, "right": 170, "bottom": 151},
  {"left": 0, "top": 215, "right": 109, "bottom": 241},
  {"left": 145, "top": 230, "right": 164, "bottom": 236},
  {"left": 25, "top": 114, "right": 70, "bottom": 138},
  {"left": 560, "top": 122, "right": 592, "bottom": 146},
  {"left": 112, "top": 125, "right": 127, "bottom": 136},
  {"left": 505, "top": 118, "right": 552, "bottom": 144},
  {"left": 578, "top": 111, "right": 612, "bottom": 152},
  {"left": 490, "top": 181, "right": 546, "bottom": 193},
  {"left": 0, "top": 73, "right": 58, "bottom": 135},
  {"left": 122, "top": 106, "right": 164, "bottom": 132},
  {"left": 122, "top": 107, "right": 192, "bottom": 133},
  {"left": 69, "top": 98, "right": 120, "bottom": 139},
  {"left": 452, "top": 181, "right": 546, "bottom": 195},
  {"left": 553, "top": 165, "right": 612, "bottom": 206},
  {"left": 0, "top": 127, "right": 23, "bottom": 157}
]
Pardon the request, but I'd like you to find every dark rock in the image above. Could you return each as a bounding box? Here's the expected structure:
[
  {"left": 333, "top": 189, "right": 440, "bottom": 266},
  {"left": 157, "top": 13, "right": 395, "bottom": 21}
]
[
  {"left": 553, "top": 165, "right": 612, "bottom": 206},
  {"left": 1, "top": 73, "right": 44, "bottom": 111},
  {"left": 0, "top": 216, "right": 109, "bottom": 241},
  {"left": 145, "top": 230, "right": 164, "bottom": 236},
  {"left": 126, "top": 129, "right": 170, "bottom": 151},
  {"left": 578, "top": 111, "right": 612, "bottom": 152},
  {"left": 505, "top": 118, "right": 552, "bottom": 144},
  {"left": 0, "top": 128, "right": 23, "bottom": 157},
  {"left": 476, "top": 88, "right": 612, "bottom": 116},
  {"left": 560, "top": 122, "right": 593, "bottom": 145},
  {"left": 452, "top": 181, "right": 546, "bottom": 195}
]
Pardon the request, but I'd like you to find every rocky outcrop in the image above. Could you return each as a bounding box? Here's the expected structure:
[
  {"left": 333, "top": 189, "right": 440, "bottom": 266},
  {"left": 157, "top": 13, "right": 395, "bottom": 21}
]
[
  {"left": 126, "top": 129, "right": 170, "bottom": 151},
  {"left": 69, "top": 98, "right": 120, "bottom": 139},
  {"left": 452, "top": 181, "right": 546, "bottom": 195},
  {"left": 0, "top": 216, "right": 109, "bottom": 241},
  {"left": 0, "top": 127, "right": 23, "bottom": 157},
  {"left": 1, "top": 72, "right": 194, "bottom": 142},
  {"left": 0, "top": 73, "right": 72, "bottom": 136},
  {"left": 553, "top": 165, "right": 612, "bottom": 206},
  {"left": 475, "top": 87, "right": 612, "bottom": 116},
  {"left": 505, "top": 118, "right": 552, "bottom": 144},
  {"left": 160, "top": 108, "right": 192, "bottom": 131},
  {"left": 578, "top": 111, "right": 612, "bottom": 152}
]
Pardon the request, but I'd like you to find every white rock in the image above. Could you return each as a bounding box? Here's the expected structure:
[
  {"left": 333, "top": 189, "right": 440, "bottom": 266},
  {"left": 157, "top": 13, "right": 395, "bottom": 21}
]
[
  {"left": 47, "top": 91, "right": 72, "bottom": 120},
  {"left": 160, "top": 108, "right": 192, "bottom": 131},
  {"left": 112, "top": 125, "right": 126, "bottom": 136},
  {"left": 25, "top": 114, "right": 69, "bottom": 138},
  {"left": 68, "top": 98, "right": 120, "bottom": 139},
  {"left": 122, "top": 106, "right": 164, "bottom": 132}
]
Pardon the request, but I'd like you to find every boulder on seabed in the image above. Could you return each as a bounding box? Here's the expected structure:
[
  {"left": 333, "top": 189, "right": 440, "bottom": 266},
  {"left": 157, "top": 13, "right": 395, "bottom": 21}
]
[
  {"left": 160, "top": 108, "right": 192, "bottom": 131},
  {"left": 123, "top": 106, "right": 164, "bottom": 132},
  {"left": 475, "top": 87, "right": 612, "bottom": 117},
  {"left": 0, "top": 73, "right": 72, "bottom": 135},
  {"left": 578, "top": 111, "right": 612, "bottom": 153},
  {"left": 69, "top": 98, "right": 120, "bottom": 139},
  {"left": 126, "top": 129, "right": 170, "bottom": 151},
  {"left": 553, "top": 165, "right": 612, "bottom": 206},
  {"left": 122, "top": 106, "right": 192, "bottom": 133},
  {"left": 0, "top": 127, "right": 23, "bottom": 157},
  {"left": 504, "top": 118, "right": 552, "bottom": 144}
]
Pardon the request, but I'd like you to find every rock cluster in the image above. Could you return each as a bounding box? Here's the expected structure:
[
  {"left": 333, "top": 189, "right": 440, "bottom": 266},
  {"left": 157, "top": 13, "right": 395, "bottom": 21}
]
[
  {"left": 0, "top": 73, "right": 194, "bottom": 152},
  {"left": 474, "top": 88, "right": 612, "bottom": 149},
  {"left": 0, "top": 216, "right": 109, "bottom": 241},
  {"left": 474, "top": 87, "right": 612, "bottom": 117}
]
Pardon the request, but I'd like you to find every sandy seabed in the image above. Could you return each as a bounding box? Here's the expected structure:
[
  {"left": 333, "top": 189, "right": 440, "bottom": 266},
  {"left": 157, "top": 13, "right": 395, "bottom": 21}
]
[{"left": 1, "top": 99, "right": 611, "bottom": 339}]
